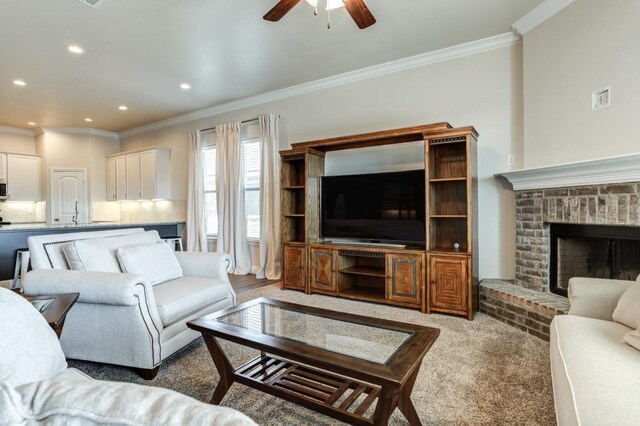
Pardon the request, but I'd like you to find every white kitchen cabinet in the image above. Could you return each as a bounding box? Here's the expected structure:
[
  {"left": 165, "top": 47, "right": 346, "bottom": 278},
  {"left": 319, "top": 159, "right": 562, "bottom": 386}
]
[
  {"left": 125, "top": 153, "right": 140, "bottom": 200},
  {"left": 7, "top": 154, "right": 41, "bottom": 201},
  {"left": 106, "top": 157, "right": 117, "bottom": 201},
  {"left": 116, "top": 155, "right": 127, "bottom": 200},
  {"left": 0, "top": 153, "right": 7, "bottom": 181},
  {"left": 140, "top": 149, "right": 170, "bottom": 199},
  {"left": 107, "top": 147, "right": 170, "bottom": 201}
]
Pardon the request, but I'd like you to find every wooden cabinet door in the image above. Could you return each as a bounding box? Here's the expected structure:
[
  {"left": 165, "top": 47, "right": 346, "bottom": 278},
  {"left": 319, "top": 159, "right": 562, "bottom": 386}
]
[
  {"left": 429, "top": 255, "right": 468, "bottom": 312},
  {"left": 386, "top": 254, "right": 422, "bottom": 305},
  {"left": 282, "top": 244, "right": 306, "bottom": 290},
  {"left": 310, "top": 248, "right": 336, "bottom": 292}
]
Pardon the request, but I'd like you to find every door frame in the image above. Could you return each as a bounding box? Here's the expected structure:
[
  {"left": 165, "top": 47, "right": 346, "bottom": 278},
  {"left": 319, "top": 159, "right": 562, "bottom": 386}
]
[{"left": 50, "top": 168, "right": 91, "bottom": 224}]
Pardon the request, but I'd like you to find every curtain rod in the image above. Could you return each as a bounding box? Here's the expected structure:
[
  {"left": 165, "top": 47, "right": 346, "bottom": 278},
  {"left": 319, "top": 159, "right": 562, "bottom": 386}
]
[{"left": 200, "top": 117, "right": 259, "bottom": 133}]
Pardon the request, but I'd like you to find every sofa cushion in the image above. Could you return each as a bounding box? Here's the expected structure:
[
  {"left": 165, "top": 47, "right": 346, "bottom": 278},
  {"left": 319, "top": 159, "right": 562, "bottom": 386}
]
[
  {"left": 0, "top": 289, "right": 67, "bottom": 387},
  {"left": 64, "top": 230, "right": 161, "bottom": 273},
  {"left": 117, "top": 242, "right": 183, "bottom": 286},
  {"left": 153, "top": 277, "right": 231, "bottom": 327},
  {"left": 551, "top": 315, "right": 640, "bottom": 426},
  {"left": 612, "top": 281, "right": 640, "bottom": 329},
  {"left": 0, "top": 379, "right": 256, "bottom": 426},
  {"left": 623, "top": 329, "right": 640, "bottom": 351}
]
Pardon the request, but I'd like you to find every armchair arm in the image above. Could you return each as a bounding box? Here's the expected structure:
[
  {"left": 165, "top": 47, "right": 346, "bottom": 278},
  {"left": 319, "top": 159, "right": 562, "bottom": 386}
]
[
  {"left": 174, "top": 252, "right": 231, "bottom": 281},
  {"left": 568, "top": 277, "right": 633, "bottom": 321},
  {"left": 23, "top": 269, "right": 151, "bottom": 306}
]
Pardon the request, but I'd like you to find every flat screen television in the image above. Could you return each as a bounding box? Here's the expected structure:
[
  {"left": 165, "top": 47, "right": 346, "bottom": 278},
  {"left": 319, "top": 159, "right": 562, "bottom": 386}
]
[{"left": 321, "top": 169, "right": 426, "bottom": 247}]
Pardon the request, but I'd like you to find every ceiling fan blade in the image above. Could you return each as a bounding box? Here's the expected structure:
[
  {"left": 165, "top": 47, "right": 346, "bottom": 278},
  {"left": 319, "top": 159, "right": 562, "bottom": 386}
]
[
  {"left": 344, "top": 0, "right": 376, "bottom": 29},
  {"left": 263, "top": 0, "right": 302, "bottom": 22}
]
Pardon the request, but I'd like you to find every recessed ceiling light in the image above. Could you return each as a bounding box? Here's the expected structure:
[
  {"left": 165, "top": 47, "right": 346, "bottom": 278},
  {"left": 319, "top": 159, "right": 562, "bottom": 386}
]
[
  {"left": 118, "top": 105, "right": 128, "bottom": 111},
  {"left": 67, "top": 45, "right": 85, "bottom": 54},
  {"left": 180, "top": 83, "right": 191, "bottom": 90},
  {"left": 84, "top": 118, "right": 93, "bottom": 122},
  {"left": 27, "top": 122, "right": 36, "bottom": 126},
  {"left": 13, "top": 80, "right": 27, "bottom": 86}
]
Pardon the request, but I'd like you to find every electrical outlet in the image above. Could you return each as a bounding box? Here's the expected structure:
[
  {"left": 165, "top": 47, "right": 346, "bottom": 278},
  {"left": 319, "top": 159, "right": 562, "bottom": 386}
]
[
  {"left": 592, "top": 86, "right": 611, "bottom": 110},
  {"left": 507, "top": 154, "right": 515, "bottom": 166}
]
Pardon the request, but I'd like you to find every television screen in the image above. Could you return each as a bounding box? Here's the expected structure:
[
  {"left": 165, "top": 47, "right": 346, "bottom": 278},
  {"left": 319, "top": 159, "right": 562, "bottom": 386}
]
[{"left": 321, "top": 170, "right": 426, "bottom": 246}]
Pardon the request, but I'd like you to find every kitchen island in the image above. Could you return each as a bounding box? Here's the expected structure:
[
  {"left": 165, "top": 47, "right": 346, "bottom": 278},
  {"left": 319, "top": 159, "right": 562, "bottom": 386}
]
[{"left": 0, "top": 222, "right": 184, "bottom": 282}]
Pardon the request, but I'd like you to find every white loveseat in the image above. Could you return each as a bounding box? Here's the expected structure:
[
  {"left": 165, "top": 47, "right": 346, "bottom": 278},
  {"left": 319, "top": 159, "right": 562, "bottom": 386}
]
[
  {"left": 22, "top": 228, "right": 235, "bottom": 379},
  {"left": 550, "top": 276, "right": 640, "bottom": 426},
  {"left": 0, "top": 287, "right": 254, "bottom": 425}
]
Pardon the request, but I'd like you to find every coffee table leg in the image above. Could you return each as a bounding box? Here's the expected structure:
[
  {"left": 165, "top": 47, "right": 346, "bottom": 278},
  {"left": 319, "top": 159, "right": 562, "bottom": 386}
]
[
  {"left": 202, "top": 334, "right": 235, "bottom": 404},
  {"left": 397, "top": 366, "right": 422, "bottom": 426}
]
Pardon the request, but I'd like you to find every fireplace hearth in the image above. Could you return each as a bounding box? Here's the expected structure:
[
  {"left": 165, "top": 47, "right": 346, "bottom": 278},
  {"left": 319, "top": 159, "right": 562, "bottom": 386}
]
[{"left": 550, "top": 223, "right": 640, "bottom": 296}]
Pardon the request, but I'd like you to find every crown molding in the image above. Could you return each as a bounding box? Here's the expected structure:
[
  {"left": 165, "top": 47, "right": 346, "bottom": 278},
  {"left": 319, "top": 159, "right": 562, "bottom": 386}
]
[
  {"left": 495, "top": 153, "right": 640, "bottom": 191},
  {"left": 35, "top": 127, "right": 119, "bottom": 139},
  {"left": 511, "top": 0, "right": 575, "bottom": 37},
  {"left": 0, "top": 125, "right": 35, "bottom": 137},
  {"left": 120, "top": 32, "right": 520, "bottom": 139}
]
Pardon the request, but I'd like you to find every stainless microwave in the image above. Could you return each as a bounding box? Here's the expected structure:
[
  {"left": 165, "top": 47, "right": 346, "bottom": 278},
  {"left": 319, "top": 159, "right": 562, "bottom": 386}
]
[{"left": 0, "top": 178, "right": 6, "bottom": 200}]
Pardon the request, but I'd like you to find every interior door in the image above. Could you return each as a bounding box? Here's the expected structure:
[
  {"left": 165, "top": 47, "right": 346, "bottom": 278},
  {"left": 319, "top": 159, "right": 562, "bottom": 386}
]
[{"left": 51, "top": 170, "right": 87, "bottom": 224}]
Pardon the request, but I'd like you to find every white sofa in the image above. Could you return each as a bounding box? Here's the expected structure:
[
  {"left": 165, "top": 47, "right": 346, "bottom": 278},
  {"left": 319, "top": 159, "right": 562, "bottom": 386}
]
[
  {"left": 550, "top": 276, "right": 640, "bottom": 426},
  {"left": 22, "top": 228, "right": 236, "bottom": 379},
  {"left": 0, "top": 287, "right": 255, "bottom": 425}
]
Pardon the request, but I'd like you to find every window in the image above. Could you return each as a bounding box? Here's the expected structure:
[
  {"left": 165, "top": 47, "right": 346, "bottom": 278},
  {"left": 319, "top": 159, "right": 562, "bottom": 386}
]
[
  {"left": 202, "top": 143, "right": 217, "bottom": 236},
  {"left": 201, "top": 127, "right": 261, "bottom": 240}
]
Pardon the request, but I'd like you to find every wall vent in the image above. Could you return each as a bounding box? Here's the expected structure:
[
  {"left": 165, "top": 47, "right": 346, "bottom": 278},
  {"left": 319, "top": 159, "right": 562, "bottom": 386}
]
[{"left": 75, "top": 0, "right": 103, "bottom": 7}]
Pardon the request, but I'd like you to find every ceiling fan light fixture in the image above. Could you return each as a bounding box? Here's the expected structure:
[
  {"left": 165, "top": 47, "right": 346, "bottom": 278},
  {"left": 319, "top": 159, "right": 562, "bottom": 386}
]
[{"left": 325, "top": 0, "right": 345, "bottom": 10}]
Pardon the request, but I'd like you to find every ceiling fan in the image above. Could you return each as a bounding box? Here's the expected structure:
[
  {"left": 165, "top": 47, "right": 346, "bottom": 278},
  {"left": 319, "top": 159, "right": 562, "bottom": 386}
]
[{"left": 264, "top": 0, "right": 376, "bottom": 29}]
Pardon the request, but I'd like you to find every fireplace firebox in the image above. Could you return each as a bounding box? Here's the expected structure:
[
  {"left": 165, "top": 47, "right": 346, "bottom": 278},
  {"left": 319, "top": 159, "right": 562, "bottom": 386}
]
[{"left": 550, "top": 223, "right": 640, "bottom": 296}]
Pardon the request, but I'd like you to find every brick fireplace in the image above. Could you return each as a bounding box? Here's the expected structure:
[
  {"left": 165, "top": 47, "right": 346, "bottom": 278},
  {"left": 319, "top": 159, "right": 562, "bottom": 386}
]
[{"left": 481, "top": 154, "right": 640, "bottom": 340}]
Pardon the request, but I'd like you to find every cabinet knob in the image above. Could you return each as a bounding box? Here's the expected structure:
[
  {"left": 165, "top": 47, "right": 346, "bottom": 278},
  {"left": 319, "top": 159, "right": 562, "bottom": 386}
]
[{"left": 430, "top": 280, "right": 436, "bottom": 285}]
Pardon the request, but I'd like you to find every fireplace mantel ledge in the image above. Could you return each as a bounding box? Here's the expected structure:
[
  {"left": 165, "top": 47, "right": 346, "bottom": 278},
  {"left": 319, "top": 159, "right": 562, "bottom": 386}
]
[{"left": 495, "top": 152, "right": 640, "bottom": 191}]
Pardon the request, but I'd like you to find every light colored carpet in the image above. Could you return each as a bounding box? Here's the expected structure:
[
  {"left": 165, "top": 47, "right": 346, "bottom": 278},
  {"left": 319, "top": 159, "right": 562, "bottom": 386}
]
[{"left": 69, "top": 284, "right": 556, "bottom": 425}]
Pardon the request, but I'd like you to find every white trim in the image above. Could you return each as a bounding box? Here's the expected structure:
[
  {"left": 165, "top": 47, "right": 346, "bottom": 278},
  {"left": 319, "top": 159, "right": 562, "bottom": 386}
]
[
  {"left": 0, "top": 125, "right": 34, "bottom": 137},
  {"left": 35, "top": 127, "right": 119, "bottom": 139},
  {"left": 120, "top": 33, "right": 520, "bottom": 138},
  {"left": 511, "top": 0, "right": 575, "bottom": 37},
  {"left": 495, "top": 153, "right": 640, "bottom": 191}
]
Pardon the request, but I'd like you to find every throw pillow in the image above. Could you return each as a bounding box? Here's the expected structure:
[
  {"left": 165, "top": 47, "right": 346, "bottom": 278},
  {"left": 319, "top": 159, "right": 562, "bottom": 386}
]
[
  {"left": 623, "top": 329, "right": 640, "bottom": 352},
  {"left": 0, "top": 289, "right": 67, "bottom": 387},
  {"left": 612, "top": 281, "right": 640, "bottom": 329},
  {"left": 0, "top": 379, "right": 257, "bottom": 426},
  {"left": 117, "top": 241, "right": 183, "bottom": 286},
  {"left": 63, "top": 231, "right": 161, "bottom": 273}
]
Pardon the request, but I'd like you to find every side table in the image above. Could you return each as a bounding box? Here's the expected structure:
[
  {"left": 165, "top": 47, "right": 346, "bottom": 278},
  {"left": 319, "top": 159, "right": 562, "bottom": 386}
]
[{"left": 23, "top": 293, "right": 79, "bottom": 339}]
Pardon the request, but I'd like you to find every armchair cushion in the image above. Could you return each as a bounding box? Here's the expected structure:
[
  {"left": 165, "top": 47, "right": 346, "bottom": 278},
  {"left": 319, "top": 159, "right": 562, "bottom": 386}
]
[
  {"left": 0, "top": 289, "right": 67, "bottom": 387},
  {"left": 568, "top": 277, "right": 633, "bottom": 321},
  {"left": 0, "top": 379, "right": 257, "bottom": 425},
  {"left": 153, "top": 276, "right": 231, "bottom": 327},
  {"left": 63, "top": 230, "right": 161, "bottom": 273},
  {"left": 613, "top": 280, "right": 640, "bottom": 329},
  {"left": 623, "top": 329, "right": 640, "bottom": 351},
  {"left": 117, "top": 241, "right": 183, "bottom": 285}
]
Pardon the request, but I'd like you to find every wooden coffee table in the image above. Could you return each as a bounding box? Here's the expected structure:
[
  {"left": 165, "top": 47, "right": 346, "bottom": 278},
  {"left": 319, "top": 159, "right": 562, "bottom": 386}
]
[
  {"left": 187, "top": 297, "right": 439, "bottom": 425},
  {"left": 23, "top": 293, "right": 79, "bottom": 339}
]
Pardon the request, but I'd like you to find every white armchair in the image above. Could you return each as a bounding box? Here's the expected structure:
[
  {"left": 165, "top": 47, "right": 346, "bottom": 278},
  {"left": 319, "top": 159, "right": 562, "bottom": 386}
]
[{"left": 23, "top": 228, "right": 235, "bottom": 379}]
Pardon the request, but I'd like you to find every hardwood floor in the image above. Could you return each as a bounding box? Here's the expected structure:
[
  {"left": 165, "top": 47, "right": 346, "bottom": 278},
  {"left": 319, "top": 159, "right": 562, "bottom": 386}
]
[{"left": 228, "top": 274, "right": 279, "bottom": 295}]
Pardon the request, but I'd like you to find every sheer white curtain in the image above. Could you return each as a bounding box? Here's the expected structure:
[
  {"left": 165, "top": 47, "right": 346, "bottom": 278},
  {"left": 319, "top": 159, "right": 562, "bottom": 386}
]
[
  {"left": 186, "top": 130, "right": 208, "bottom": 252},
  {"left": 215, "top": 122, "right": 251, "bottom": 274},
  {"left": 256, "top": 114, "right": 281, "bottom": 279}
]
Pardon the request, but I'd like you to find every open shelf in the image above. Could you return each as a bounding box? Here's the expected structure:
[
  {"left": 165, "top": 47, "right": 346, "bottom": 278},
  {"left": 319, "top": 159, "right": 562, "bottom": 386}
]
[
  {"left": 429, "top": 177, "right": 467, "bottom": 183},
  {"left": 340, "top": 266, "right": 386, "bottom": 278},
  {"left": 284, "top": 214, "right": 305, "bottom": 217},
  {"left": 282, "top": 216, "right": 306, "bottom": 243},
  {"left": 281, "top": 158, "right": 306, "bottom": 188},
  {"left": 339, "top": 287, "right": 386, "bottom": 303},
  {"left": 282, "top": 186, "right": 305, "bottom": 190},
  {"left": 429, "top": 217, "right": 468, "bottom": 252},
  {"left": 428, "top": 142, "right": 467, "bottom": 180},
  {"left": 429, "top": 180, "right": 467, "bottom": 216}
]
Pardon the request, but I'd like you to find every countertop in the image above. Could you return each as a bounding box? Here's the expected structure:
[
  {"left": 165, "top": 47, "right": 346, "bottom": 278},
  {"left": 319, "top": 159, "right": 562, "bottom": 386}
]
[{"left": 0, "top": 221, "right": 184, "bottom": 232}]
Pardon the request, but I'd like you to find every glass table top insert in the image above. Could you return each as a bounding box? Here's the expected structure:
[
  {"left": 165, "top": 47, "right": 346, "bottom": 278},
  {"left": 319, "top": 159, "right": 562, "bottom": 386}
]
[{"left": 215, "top": 302, "right": 413, "bottom": 364}]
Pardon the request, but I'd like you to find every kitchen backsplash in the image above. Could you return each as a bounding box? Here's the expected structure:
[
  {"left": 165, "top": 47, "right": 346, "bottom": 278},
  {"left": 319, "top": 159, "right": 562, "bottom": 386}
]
[{"left": 0, "top": 200, "right": 185, "bottom": 224}]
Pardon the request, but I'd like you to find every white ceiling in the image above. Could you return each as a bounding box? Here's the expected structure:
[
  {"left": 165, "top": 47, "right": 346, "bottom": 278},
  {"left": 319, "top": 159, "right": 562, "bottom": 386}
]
[{"left": 0, "top": 0, "right": 544, "bottom": 133}]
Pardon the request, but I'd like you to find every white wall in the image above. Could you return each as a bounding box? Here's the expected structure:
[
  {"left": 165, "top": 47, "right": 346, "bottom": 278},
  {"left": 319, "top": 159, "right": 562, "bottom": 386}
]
[
  {"left": 121, "top": 44, "right": 524, "bottom": 279},
  {"left": 523, "top": 0, "right": 640, "bottom": 168},
  {"left": 0, "top": 128, "right": 35, "bottom": 154}
]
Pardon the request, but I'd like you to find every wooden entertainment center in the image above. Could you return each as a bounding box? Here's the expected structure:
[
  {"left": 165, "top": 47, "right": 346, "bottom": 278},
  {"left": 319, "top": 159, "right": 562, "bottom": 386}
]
[{"left": 280, "top": 122, "right": 478, "bottom": 319}]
